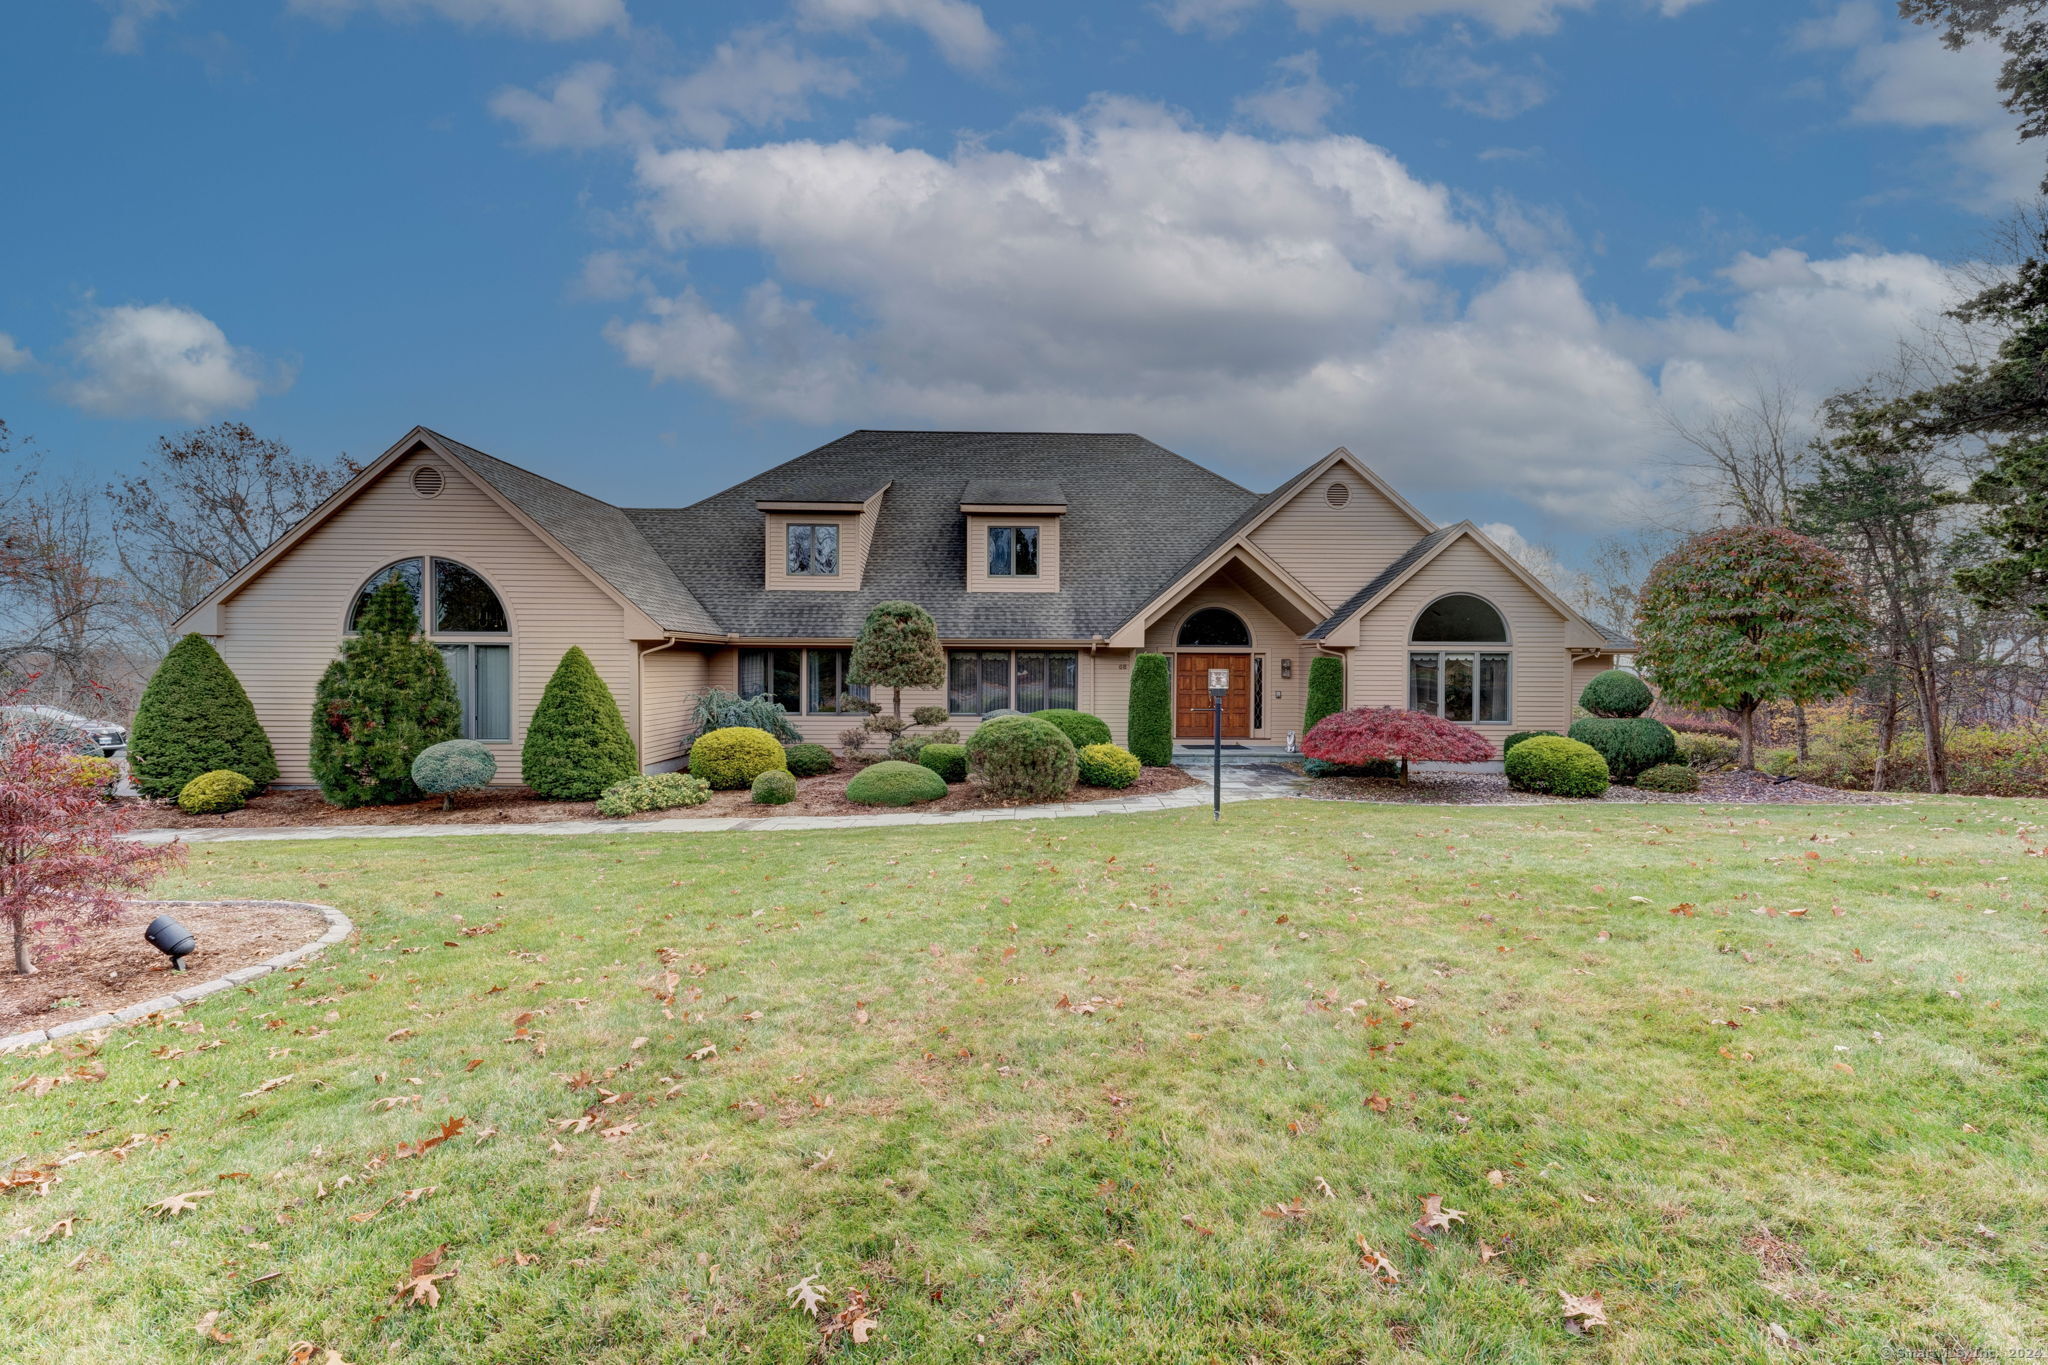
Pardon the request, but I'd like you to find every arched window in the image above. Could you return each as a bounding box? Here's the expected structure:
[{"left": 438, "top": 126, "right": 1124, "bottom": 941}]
[
  {"left": 1176, "top": 606, "right": 1251, "bottom": 648},
  {"left": 347, "top": 558, "right": 511, "bottom": 743},
  {"left": 1411, "top": 593, "right": 1507, "bottom": 644}
]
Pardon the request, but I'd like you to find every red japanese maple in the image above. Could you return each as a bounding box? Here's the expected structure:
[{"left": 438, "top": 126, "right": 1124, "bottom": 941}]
[
  {"left": 1302, "top": 707, "right": 1496, "bottom": 783},
  {"left": 0, "top": 731, "right": 183, "bottom": 974}
]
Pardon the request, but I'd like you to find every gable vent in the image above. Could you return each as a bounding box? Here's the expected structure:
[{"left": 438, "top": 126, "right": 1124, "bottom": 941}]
[
  {"left": 411, "top": 465, "right": 445, "bottom": 498},
  {"left": 1325, "top": 480, "right": 1351, "bottom": 508}
]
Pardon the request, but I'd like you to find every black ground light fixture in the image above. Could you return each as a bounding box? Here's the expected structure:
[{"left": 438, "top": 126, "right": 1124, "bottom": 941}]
[
  {"left": 144, "top": 915, "right": 197, "bottom": 971},
  {"left": 1208, "top": 667, "right": 1230, "bottom": 821}
]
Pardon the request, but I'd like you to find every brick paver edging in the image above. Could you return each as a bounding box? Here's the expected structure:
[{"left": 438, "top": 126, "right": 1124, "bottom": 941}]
[{"left": 0, "top": 898, "right": 351, "bottom": 1054}]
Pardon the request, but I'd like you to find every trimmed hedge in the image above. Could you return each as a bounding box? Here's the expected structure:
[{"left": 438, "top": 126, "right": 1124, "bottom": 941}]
[
  {"left": 1501, "top": 730, "right": 1559, "bottom": 755},
  {"left": 1077, "top": 743, "right": 1141, "bottom": 789},
  {"left": 1569, "top": 717, "right": 1678, "bottom": 783},
  {"left": 178, "top": 769, "right": 254, "bottom": 815},
  {"left": 1128, "top": 653, "right": 1173, "bottom": 767},
  {"left": 689, "top": 726, "right": 787, "bottom": 790},
  {"left": 1504, "top": 735, "right": 1609, "bottom": 798},
  {"left": 784, "top": 742, "right": 835, "bottom": 778},
  {"left": 1034, "top": 709, "right": 1111, "bottom": 750},
  {"left": 595, "top": 772, "right": 710, "bottom": 817},
  {"left": 523, "top": 646, "right": 639, "bottom": 800},
  {"left": 968, "top": 715, "right": 1078, "bottom": 801},
  {"left": 919, "top": 742, "right": 968, "bottom": 783},
  {"left": 1579, "top": 669, "right": 1653, "bottom": 718},
  {"left": 1303, "top": 656, "right": 1344, "bottom": 735},
  {"left": 845, "top": 759, "right": 947, "bottom": 806},
  {"left": 411, "top": 739, "right": 497, "bottom": 809},
  {"left": 752, "top": 769, "right": 798, "bottom": 805},
  {"left": 1637, "top": 763, "right": 1700, "bottom": 793},
  {"left": 129, "top": 633, "right": 279, "bottom": 799}
]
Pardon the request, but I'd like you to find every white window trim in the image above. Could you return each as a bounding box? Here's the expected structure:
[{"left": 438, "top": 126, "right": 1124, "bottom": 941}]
[{"left": 1408, "top": 649, "right": 1512, "bottom": 725}]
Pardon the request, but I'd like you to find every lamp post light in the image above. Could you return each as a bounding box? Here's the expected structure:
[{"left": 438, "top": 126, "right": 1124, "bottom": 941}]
[
  {"left": 144, "top": 915, "right": 197, "bottom": 971},
  {"left": 1207, "top": 667, "right": 1229, "bottom": 821}
]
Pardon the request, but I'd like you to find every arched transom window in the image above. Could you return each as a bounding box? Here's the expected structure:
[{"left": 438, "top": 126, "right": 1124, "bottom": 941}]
[
  {"left": 1410, "top": 594, "right": 1509, "bottom": 724},
  {"left": 349, "top": 557, "right": 511, "bottom": 742},
  {"left": 1176, "top": 606, "right": 1251, "bottom": 648}
]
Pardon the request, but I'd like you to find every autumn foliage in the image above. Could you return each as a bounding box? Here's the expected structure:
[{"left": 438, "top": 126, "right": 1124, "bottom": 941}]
[{"left": 1302, "top": 707, "right": 1495, "bottom": 782}]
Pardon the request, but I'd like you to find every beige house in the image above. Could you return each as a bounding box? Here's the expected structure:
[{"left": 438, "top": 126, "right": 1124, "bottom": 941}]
[{"left": 175, "top": 427, "right": 1629, "bottom": 785}]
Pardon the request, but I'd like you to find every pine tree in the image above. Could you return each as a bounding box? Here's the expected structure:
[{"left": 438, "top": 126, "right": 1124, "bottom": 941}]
[
  {"left": 848, "top": 601, "right": 946, "bottom": 719},
  {"left": 522, "top": 646, "right": 638, "bottom": 800},
  {"left": 1127, "top": 653, "right": 1172, "bottom": 766},
  {"left": 127, "top": 634, "right": 279, "bottom": 799},
  {"left": 309, "top": 577, "right": 460, "bottom": 807}
]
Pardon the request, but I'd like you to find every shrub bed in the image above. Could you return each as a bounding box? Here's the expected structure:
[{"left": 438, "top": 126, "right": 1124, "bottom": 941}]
[
  {"left": 689, "top": 726, "right": 788, "bottom": 790},
  {"left": 844, "top": 760, "right": 947, "bottom": 806},
  {"left": 595, "top": 772, "right": 711, "bottom": 817},
  {"left": 967, "top": 715, "right": 1078, "bottom": 802},
  {"left": 1637, "top": 763, "right": 1700, "bottom": 793},
  {"left": 1504, "top": 735, "right": 1609, "bottom": 797},
  {"left": 1076, "top": 743, "right": 1141, "bottom": 789}
]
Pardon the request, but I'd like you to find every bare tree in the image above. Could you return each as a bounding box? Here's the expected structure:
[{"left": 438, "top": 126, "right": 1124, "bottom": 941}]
[{"left": 1661, "top": 379, "right": 1811, "bottom": 528}]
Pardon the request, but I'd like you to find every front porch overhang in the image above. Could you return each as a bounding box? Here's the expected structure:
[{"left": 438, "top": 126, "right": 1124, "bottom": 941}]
[{"left": 1107, "top": 540, "right": 1329, "bottom": 648}]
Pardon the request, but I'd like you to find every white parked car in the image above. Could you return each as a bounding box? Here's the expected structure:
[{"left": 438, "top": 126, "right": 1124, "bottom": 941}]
[{"left": 0, "top": 705, "right": 128, "bottom": 756}]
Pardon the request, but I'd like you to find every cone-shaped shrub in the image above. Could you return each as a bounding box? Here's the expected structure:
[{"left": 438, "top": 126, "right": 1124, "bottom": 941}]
[
  {"left": 128, "top": 634, "right": 279, "bottom": 799},
  {"left": 1302, "top": 656, "right": 1344, "bottom": 735},
  {"left": 1127, "top": 653, "right": 1172, "bottom": 766},
  {"left": 310, "top": 579, "right": 460, "bottom": 807},
  {"left": 524, "top": 646, "right": 639, "bottom": 800}
]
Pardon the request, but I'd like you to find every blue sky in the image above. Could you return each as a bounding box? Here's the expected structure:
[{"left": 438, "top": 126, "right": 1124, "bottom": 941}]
[{"left": 0, "top": 0, "right": 2031, "bottom": 564}]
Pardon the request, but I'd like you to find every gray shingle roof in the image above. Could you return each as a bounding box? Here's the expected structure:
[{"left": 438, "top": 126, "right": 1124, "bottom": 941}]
[
  {"left": 755, "top": 479, "right": 890, "bottom": 505},
  {"left": 1305, "top": 526, "right": 1461, "bottom": 641},
  {"left": 960, "top": 479, "right": 1067, "bottom": 508},
  {"left": 424, "top": 430, "right": 722, "bottom": 636}
]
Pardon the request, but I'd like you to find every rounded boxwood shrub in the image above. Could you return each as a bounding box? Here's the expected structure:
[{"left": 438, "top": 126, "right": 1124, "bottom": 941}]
[
  {"left": 752, "top": 769, "right": 798, "bottom": 805},
  {"left": 1568, "top": 717, "right": 1678, "bottom": 783},
  {"left": 1302, "top": 757, "right": 1401, "bottom": 779},
  {"left": 1501, "top": 730, "right": 1559, "bottom": 755},
  {"left": 128, "top": 633, "right": 280, "bottom": 799},
  {"left": 595, "top": 771, "right": 710, "bottom": 817},
  {"left": 844, "top": 759, "right": 947, "bottom": 806},
  {"left": 784, "top": 742, "right": 835, "bottom": 778},
  {"left": 1637, "top": 763, "right": 1700, "bottom": 793},
  {"left": 919, "top": 742, "right": 968, "bottom": 783},
  {"left": 411, "top": 739, "right": 497, "bottom": 809},
  {"left": 1034, "top": 708, "right": 1111, "bottom": 749},
  {"left": 178, "top": 769, "right": 254, "bottom": 815},
  {"left": 1076, "top": 742, "right": 1141, "bottom": 789},
  {"left": 523, "top": 646, "right": 639, "bottom": 801},
  {"left": 1504, "top": 735, "right": 1609, "bottom": 798},
  {"left": 689, "top": 726, "right": 788, "bottom": 790},
  {"left": 967, "top": 715, "right": 1078, "bottom": 801},
  {"left": 1127, "top": 653, "right": 1172, "bottom": 767},
  {"left": 1579, "top": 669, "right": 1654, "bottom": 718}
]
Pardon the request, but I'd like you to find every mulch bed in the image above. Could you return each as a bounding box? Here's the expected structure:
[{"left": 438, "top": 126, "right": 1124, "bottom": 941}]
[
  {"left": 125, "top": 764, "right": 1199, "bottom": 829},
  {"left": 1297, "top": 767, "right": 1897, "bottom": 806},
  {"left": 0, "top": 902, "right": 329, "bottom": 1034}
]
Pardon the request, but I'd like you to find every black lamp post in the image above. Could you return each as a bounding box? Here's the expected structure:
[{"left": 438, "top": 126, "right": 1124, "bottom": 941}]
[
  {"left": 1207, "top": 667, "right": 1229, "bottom": 821},
  {"left": 144, "top": 915, "right": 197, "bottom": 971}
]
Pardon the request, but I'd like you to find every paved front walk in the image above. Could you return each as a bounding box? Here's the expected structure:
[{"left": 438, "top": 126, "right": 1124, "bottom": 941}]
[{"left": 127, "top": 765, "right": 1306, "bottom": 844}]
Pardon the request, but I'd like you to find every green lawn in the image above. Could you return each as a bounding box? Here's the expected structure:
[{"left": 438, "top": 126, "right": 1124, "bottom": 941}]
[{"left": 4, "top": 797, "right": 2047, "bottom": 1363}]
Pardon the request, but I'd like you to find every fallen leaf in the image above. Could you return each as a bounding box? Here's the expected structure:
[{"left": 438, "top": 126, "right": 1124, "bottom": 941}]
[
  {"left": 146, "top": 1189, "right": 214, "bottom": 1218},
  {"left": 193, "top": 1310, "right": 232, "bottom": 1343},
  {"left": 787, "top": 1273, "right": 829, "bottom": 1317},
  {"left": 1558, "top": 1289, "right": 1609, "bottom": 1333},
  {"left": 1413, "top": 1194, "right": 1466, "bottom": 1234},
  {"left": 390, "top": 1245, "right": 455, "bottom": 1309}
]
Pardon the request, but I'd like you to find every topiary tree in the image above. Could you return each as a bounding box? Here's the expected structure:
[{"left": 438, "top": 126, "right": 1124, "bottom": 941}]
[
  {"left": 311, "top": 578, "right": 461, "bottom": 807},
  {"left": 849, "top": 601, "right": 946, "bottom": 721},
  {"left": 412, "top": 739, "right": 498, "bottom": 810},
  {"left": 1033, "top": 708, "right": 1111, "bottom": 749},
  {"left": 967, "top": 714, "right": 1078, "bottom": 801},
  {"left": 1301, "top": 707, "right": 1495, "bottom": 785},
  {"left": 1578, "top": 669, "right": 1653, "bottom": 718},
  {"left": 1634, "top": 527, "right": 1871, "bottom": 768},
  {"left": 128, "top": 633, "right": 278, "bottom": 799},
  {"left": 1302, "top": 656, "right": 1344, "bottom": 736},
  {"left": 523, "top": 647, "right": 639, "bottom": 800},
  {"left": 1568, "top": 717, "right": 1677, "bottom": 783},
  {"left": 1127, "top": 653, "right": 1172, "bottom": 767}
]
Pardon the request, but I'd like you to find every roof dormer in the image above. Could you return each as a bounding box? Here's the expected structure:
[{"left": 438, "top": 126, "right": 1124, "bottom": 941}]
[
  {"left": 962, "top": 480, "right": 1064, "bottom": 593},
  {"left": 758, "top": 481, "right": 889, "bottom": 591}
]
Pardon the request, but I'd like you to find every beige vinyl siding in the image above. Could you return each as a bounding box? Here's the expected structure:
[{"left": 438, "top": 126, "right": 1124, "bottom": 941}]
[
  {"left": 1140, "top": 575, "right": 1312, "bottom": 741},
  {"left": 1350, "top": 537, "right": 1573, "bottom": 742},
  {"left": 639, "top": 644, "right": 711, "bottom": 769},
  {"left": 1249, "top": 463, "right": 1430, "bottom": 610},
  {"left": 966, "top": 516, "right": 1061, "bottom": 592},
  {"left": 213, "top": 450, "right": 636, "bottom": 786},
  {"left": 1081, "top": 650, "right": 1132, "bottom": 748}
]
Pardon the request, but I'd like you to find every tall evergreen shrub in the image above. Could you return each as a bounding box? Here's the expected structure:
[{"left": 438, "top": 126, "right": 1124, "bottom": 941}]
[
  {"left": 1302, "top": 656, "right": 1344, "bottom": 736},
  {"left": 523, "top": 646, "right": 639, "bottom": 799},
  {"left": 310, "top": 578, "right": 460, "bottom": 807},
  {"left": 1127, "top": 653, "right": 1173, "bottom": 767},
  {"left": 848, "top": 601, "right": 946, "bottom": 720},
  {"left": 128, "top": 633, "right": 279, "bottom": 798}
]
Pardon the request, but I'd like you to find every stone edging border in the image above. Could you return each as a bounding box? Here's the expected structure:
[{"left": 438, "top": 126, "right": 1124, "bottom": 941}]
[{"left": 0, "top": 899, "right": 350, "bottom": 1054}]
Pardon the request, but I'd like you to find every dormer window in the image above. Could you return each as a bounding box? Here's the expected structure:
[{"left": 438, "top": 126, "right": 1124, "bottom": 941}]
[
  {"left": 785, "top": 523, "right": 839, "bottom": 577},
  {"left": 987, "top": 526, "right": 1039, "bottom": 577}
]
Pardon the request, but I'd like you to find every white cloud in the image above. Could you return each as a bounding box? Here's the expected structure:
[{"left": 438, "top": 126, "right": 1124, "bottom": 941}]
[
  {"left": 287, "top": 0, "right": 626, "bottom": 40},
  {"left": 1235, "top": 51, "right": 1340, "bottom": 135},
  {"left": 491, "top": 61, "right": 627, "bottom": 149},
  {"left": 795, "top": 0, "right": 999, "bottom": 69},
  {"left": 61, "top": 303, "right": 284, "bottom": 420},
  {"left": 100, "top": 0, "right": 178, "bottom": 53},
  {"left": 1403, "top": 31, "right": 1551, "bottom": 118},
  {"left": 1162, "top": 0, "right": 1699, "bottom": 39},
  {"left": 0, "top": 334, "right": 32, "bottom": 373}
]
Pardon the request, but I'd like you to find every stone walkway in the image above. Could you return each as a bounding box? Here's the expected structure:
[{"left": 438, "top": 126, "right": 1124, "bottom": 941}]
[{"left": 126, "top": 765, "right": 1308, "bottom": 845}]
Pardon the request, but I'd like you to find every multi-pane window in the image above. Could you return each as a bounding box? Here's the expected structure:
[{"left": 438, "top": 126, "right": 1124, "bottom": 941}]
[
  {"left": 986, "top": 526, "right": 1039, "bottom": 577},
  {"left": 806, "top": 650, "right": 867, "bottom": 713},
  {"left": 947, "top": 649, "right": 1077, "bottom": 715},
  {"left": 1409, "top": 652, "right": 1510, "bottom": 723},
  {"left": 437, "top": 644, "right": 512, "bottom": 742},
  {"left": 785, "top": 524, "right": 840, "bottom": 577},
  {"left": 738, "top": 648, "right": 868, "bottom": 714},
  {"left": 350, "top": 558, "right": 511, "bottom": 742}
]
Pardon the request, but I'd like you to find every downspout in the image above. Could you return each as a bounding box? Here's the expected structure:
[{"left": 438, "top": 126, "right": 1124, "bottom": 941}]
[{"left": 640, "top": 637, "right": 685, "bottom": 772}]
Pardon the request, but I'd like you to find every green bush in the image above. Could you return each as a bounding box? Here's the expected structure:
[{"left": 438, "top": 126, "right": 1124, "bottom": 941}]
[
  {"left": 411, "top": 739, "right": 497, "bottom": 809},
  {"left": 522, "top": 647, "right": 639, "bottom": 800},
  {"left": 128, "top": 633, "right": 280, "bottom": 799},
  {"left": 968, "top": 715, "right": 1078, "bottom": 801},
  {"left": 1578, "top": 669, "right": 1654, "bottom": 718},
  {"left": 1303, "top": 656, "right": 1344, "bottom": 735},
  {"left": 888, "top": 732, "right": 931, "bottom": 763},
  {"left": 784, "top": 742, "right": 834, "bottom": 778},
  {"left": 911, "top": 705, "right": 951, "bottom": 728},
  {"left": 844, "top": 759, "right": 947, "bottom": 806},
  {"left": 1504, "top": 735, "right": 1610, "bottom": 797},
  {"left": 751, "top": 769, "right": 797, "bottom": 805},
  {"left": 1034, "top": 709, "right": 1111, "bottom": 749},
  {"left": 1569, "top": 717, "right": 1677, "bottom": 783},
  {"left": 177, "top": 769, "right": 254, "bottom": 815},
  {"left": 594, "top": 771, "right": 711, "bottom": 817},
  {"left": 1637, "top": 763, "right": 1700, "bottom": 793},
  {"left": 1302, "top": 757, "right": 1400, "bottom": 779},
  {"left": 689, "top": 726, "right": 787, "bottom": 790},
  {"left": 311, "top": 578, "right": 460, "bottom": 807},
  {"left": 1076, "top": 743, "right": 1141, "bottom": 789},
  {"left": 1677, "top": 732, "right": 1739, "bottom": 771},
  {"left": 1127, "top": 653, "right": 1172, "bottom": 767},
  {"left": 691, "top": 688, "right": 800, "bottom": 742},
  {"left": 919, "top": 742, "right": 968, "bottom": 783},
  {"left": 1760, "top": 747, "right": 1798, "bottom": 777},
  {"left": 1501, "top": 730, "right": 1559, "bottom": 755}
]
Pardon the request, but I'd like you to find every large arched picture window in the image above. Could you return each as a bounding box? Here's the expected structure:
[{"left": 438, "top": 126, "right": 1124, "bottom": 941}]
[
  {"left": 1176, "top": 606, "right": 1251, "bottom": 648},
  {"left": 348, "top": 557, "right": 511, "bottom": 742},
  {"left": 1410, "top": 594, "right": 1509, "bottom": 724},
  {"left": 1411, "top": 593, "right": 1508, "bottom": 643}
]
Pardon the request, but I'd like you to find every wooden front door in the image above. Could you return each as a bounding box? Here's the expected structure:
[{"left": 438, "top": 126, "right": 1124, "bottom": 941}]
[{"left": 1176, "top": 653, "right": 1252, "bottom": 738}]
